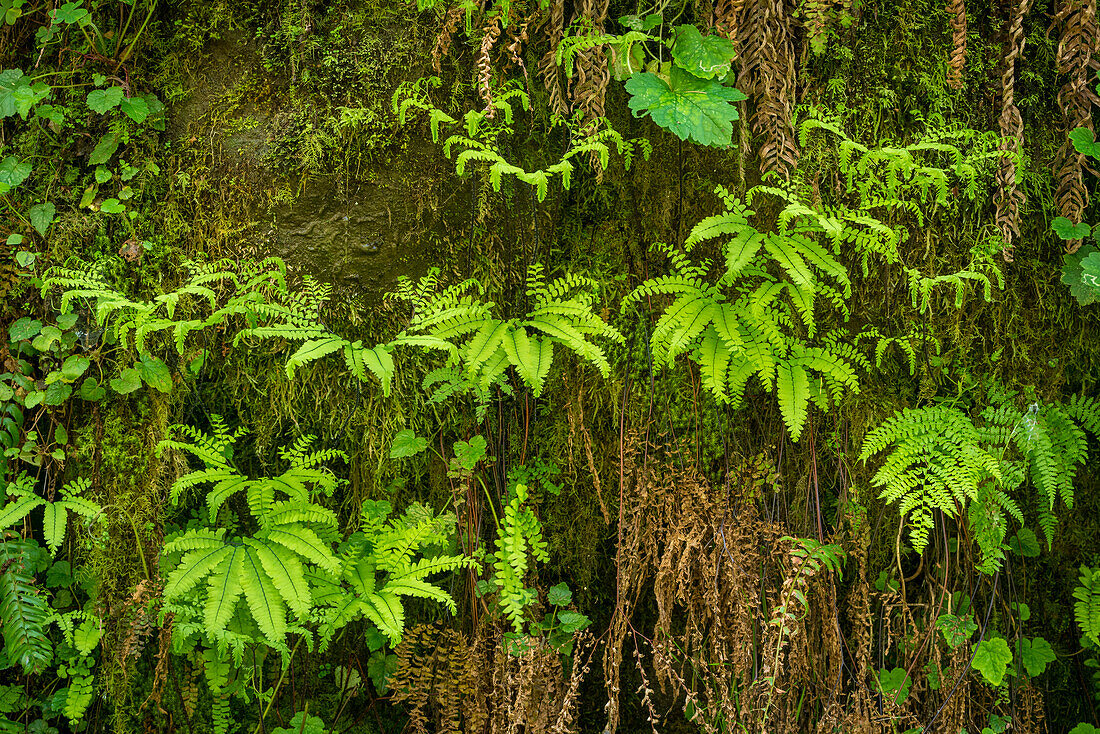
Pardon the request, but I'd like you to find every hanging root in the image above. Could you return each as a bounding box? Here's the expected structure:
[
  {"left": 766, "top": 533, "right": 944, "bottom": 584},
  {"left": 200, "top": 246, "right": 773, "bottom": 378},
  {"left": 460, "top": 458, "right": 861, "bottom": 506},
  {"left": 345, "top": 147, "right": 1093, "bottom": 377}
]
[
  {"left": 1053, "top": 0, "right": 1100, "bottom": 253},
  {"left": 995, "top": 0, "right": 1032, "bottom": 261},
  {"left": 947, "top": 0, "right": 967, "bottom": 88},
  {"left": 737, "top": 0, "right": 800, "bottom": 179}
]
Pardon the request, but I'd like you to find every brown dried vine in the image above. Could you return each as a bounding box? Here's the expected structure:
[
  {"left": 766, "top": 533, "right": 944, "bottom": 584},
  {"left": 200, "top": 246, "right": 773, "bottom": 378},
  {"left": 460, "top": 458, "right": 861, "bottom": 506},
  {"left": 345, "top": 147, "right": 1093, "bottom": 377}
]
[
  {"left": 478, "top": 15, "right": 504, "bottom": 114},
  {"left": 1053, "top": 0, "right": 1100, "bottom": 253},
  {"left": 392, "top": 623, "right": 592, "bottom": 734},
  {"left": 947, "top": 0, "right": 968, "bottom": 89},
  {"left": 995, "top": 0, "right": 1031, "bottom": 261},
  {"left": 736, "top": 0, "right": 801, "bottom": 179},
  {"left": 571, "top": 0, "right": 612, "bottom": 134},
  {"left": 537, "top": 0, "right": 570, "bottom": 120},
  {"left": 432, "top": 5, "right": 466, "bottom": 73}
]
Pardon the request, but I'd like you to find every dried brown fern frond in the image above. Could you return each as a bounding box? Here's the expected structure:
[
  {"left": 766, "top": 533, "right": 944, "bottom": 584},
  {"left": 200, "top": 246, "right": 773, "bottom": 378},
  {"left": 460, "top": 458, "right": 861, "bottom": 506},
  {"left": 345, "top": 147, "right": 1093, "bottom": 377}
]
[
  {"left": 1053, "top": 0, "right": 1100, "bottom": 253},
  {"left": 572, "top": 0, "right": 612, "bottom": 133},
  {"left": 479, "top": 15, "right": 504, "bottom": 113},
  {"left": 947, "top": 0, "right": 968, "bottom": 89},
  {"left": 715, "top": 0, "right": 749, "bottom": 39},
  {"left": 737, "top": 0, "right": 800, "bottom": 179},
  {"left": 432, "top": 5, "right": 466, "bottom": 73},
  {"left": 538, "top": 0, "right": 570, "bottom": 119},
  {"left": 391, "top": 624, "right": 488, "bottom": 734},
  {"left": 995, "top": 0, "right": 1032, "bottom": 261}
]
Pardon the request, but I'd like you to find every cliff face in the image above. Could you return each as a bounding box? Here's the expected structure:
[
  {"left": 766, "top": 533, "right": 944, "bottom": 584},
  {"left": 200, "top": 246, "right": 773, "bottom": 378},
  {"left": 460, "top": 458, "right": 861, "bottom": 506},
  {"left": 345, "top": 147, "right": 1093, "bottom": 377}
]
[{"left": 2, "top": 1, "right": 1100, "bottom": 733}]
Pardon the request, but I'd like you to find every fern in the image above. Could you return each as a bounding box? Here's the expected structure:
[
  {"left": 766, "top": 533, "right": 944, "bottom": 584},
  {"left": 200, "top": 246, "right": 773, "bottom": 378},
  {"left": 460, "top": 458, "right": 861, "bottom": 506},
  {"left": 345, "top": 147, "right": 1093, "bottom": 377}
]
[
  {"left": 625, "top": 184, "right": 869, "bottom": 441},
  {"left": 490, "top": 482, "right": 549, "bottom": 633},
  {"left": 863, "top": 394, "right": 1100, "bottom": 571},
  {"left": 159, "top": 421, "right": 345, "bottom": 651},
  {"left": 1075, "top": 566, "right": 1100, "bottom": 647},
  {"left": 0, "top": 474, "right": 101, "bottom": 555},
  {"left": 389, "top": 264, "right": 623, "bottom": 400},
  {"left": 0, "top": 539, "right": 52, "bottom": 674},
  {"left": 315, "top": 500, "right": 475, "bottom": 648}
]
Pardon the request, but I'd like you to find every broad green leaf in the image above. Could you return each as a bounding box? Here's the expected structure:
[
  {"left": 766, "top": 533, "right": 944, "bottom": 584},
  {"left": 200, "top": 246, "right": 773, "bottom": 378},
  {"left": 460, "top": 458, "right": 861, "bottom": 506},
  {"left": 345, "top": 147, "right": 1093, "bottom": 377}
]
[
  {"left": 119, "top": 96, "right": 149, "bottom": 123},
  {"left": 0, "top": 156, "right": 31, "bottom": 191},
  {"left": 1053, "top": 216, "right": 1091, "bottom": 241},
  {"left": 137, "top": 355, "right": 172, "bottom": 393},
  {"left": 557, "top": 610, "right": 590, "bottom": 634},
  {"left": 1062, "top": 245, "right": 1100, "bottom": 305},
  {"left": 937, "top": 613, "right": 978, "bottom": 648},
  {"left": 79, "top": 377, "right": 106, "bottom": 401},
  {"left": 389, "top": 429, "right": 428, "bottom": 458},
  {"left": 99, "top": 198, "right": 125, "bottom": 214},
  {"left": 31, "top": 325, "right": 62, "bottom": 351},
  {"left": 1007, "top": 528, "right": 1040, "bottom": 557},
  {"left": 453, "top": 435, "right": 487, "bottom": 472},
  {"left": 1070, "top": 724, "right": 1100, "bottom": 734},
  {"left": 0, "top": 71, "right": 48, "bottom": 119},
  {"left": 367, "top": 651, "right": 397, "bottom": 694},
  {"left": 1069, "top": 127, "right": 1100, "bottom": 159},
  {"left": 671, "top": 25, "right": 736, "bottom": 79},
  {"left": 272, "top": 712, "right": 328, "bottom": 734},
  {"left": 109, "top": 368, "right": 141, "bottom": 394},
  {"left": 7, "top": 234, "right": 23, "bottom": 247},
  {"left": 875, "top": 667, "right": 911, "bottom": 703},
  {"left": 88, "top": 131, "right": 120, "bottom": 166},
  {"left": 86, "top": 87, "right": 123, "bottom": 114},
  {"left": 625, "top": 66, "right": 747, "bottom": 147},
  {"left": 547, "top": 582, "right": 572, "bottom": 606},
  {"left": 35, "top": 104, "right": 64, "bottom": 125},
  {"left": 52, "top": 2, "right": 90, "bottom": 24},
  {"left": 43, "top": 381, "right": 71, "bottom": 406},
  {"left": 9, "top": 317, "right": 42, "bottom": 341},
  {"left": 60, "top": 356, "right": 90, "bottom": 382},
  {"left": 27, "top": 203, "right": 55, "bottom": 235},
  {"left": 972, "top": 638, "right": 1013, "bottom": 686},
  {"left": 56, "top": 313, "right": 78, "bottom": 330},
  {"left": 1017, "top": 637, "right": 1056, "bottom": 677}
]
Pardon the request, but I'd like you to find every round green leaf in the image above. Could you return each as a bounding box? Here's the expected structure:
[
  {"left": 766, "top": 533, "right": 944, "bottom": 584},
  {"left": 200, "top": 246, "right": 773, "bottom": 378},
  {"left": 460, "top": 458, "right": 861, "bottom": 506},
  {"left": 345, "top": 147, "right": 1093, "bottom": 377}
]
[
  {"left": 671, "top": 25, "right": 736, "bottom": 80},
  {"left": 1052, "top": 216, "right": 1091, "bottom": 241},
  {"left": 109, "top": 368, "right": 141, "bottom": 395},
  {"left": 42, "top": 381, "right": 71, "bottom": 406},
  {"left": 99, "top": 198, "right": 125, "bottom": 214},
  {"left": 389, "top": 429, "right": 428, "bottom": 458},
  {"left": 1007, "top": 528, "right": 1040, "bottom": 557},
  {"left": 547, "top": 582, "right": 573, "bottom": 607},
  {"left": 79, "top": 377, "right": 106, "bottom": 402},
  {"left": 972, "top": 637, "right": 1013, "bottom": 686},
  {"left": 60, "top": 356, "right": 90, "bottom": 382},
  {"left": 137, "top": 355, "right": 172, "bottom": 393},
  {"left": 86, "top": 86, "right": 123, "bottom": 114},
  {"left": 625, "top": 66, "right": 747, "bottom": 147},
  {"left": 9, "top": 317, "right": 42, "bottom": 342},
  {"left": 1017, "top": 637, "right": 1056, "bottom": 677}
]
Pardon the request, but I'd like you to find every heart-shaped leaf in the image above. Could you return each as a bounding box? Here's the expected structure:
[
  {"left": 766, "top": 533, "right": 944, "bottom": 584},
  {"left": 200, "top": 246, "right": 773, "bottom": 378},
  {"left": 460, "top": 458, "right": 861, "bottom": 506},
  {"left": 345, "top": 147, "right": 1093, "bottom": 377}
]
[
  {"left": 625, "top": 66, "right": 747, "bottom": 147},
  {"left": 389, "top": 429, "right": 428, "bottom": 458},
  {"left": 671, "top": 25, "right": 736, "bottom": 80},
  {"left": 86, "top": 86, "right": 123, "bottom": 114},
  {"left": 1052, "top": 216, "right": 1091, "bottom": 241},
  {"left": 972, "top": 637, "right": 1013, "bottom": 686},
  {"left": 1070, "top": 127, "right": 1100, "bottom": 159}
]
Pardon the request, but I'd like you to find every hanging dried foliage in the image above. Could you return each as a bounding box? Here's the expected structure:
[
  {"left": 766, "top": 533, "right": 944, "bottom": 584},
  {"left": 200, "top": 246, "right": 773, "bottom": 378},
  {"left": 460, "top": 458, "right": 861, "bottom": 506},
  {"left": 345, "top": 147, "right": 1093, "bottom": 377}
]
[
  {"left": 538, "top": 0, "right": 570, "bottom": 120},
  {"left": 994, "top": 0, "right": 1031, "bottom": 261},
  {"left": 392, "top": 623, "right": 593, "bottom": 734},
  {"left": 571, "top": 0, "right": 612, "bottom": 132},
  {"left": 715, "top": 0, "right": 749, "bottom": 39},
  {"left": 432, "top": 5, "right": 466, "bottom": 73},
  {"left": 602, "top": 436, "right": 842, "bottom": 733},
  {"left": 736, "top": 0, "right": 801, "bottom": 179},
  {"left": 946, "top": 0, "right": 967, "bottom": 89},
  {"left": 478, "top": 15, "right": 504, "bottom": 113},
  {"left": 1053, "top": 0, "right": 1100, "bottom": 253}
]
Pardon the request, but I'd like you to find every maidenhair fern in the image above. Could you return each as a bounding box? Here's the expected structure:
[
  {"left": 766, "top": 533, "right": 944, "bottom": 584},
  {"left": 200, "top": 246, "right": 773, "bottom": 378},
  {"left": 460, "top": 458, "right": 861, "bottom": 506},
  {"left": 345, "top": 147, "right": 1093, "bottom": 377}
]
[
  {"left": 394, "top": 79, "right": 647, "bottom": 201},
  {"left": 388, "top": 263, "right": 624, "bottom": 400},
  {"left": 490, "top": 482, "right": 549, "bottom": 632},
  {"left": 313, "top": 499, "right": 475, "bottom": 647},
  {"left": 159, "top": 420, "right": 346, "bottom": 653},
  {"left": 861, "top": 394, "right": 1100, "bottom": 572},
  {"left": 0, "top": 474, "right": 101, "bottom": 555},
  {"left": 625, "top": 182, "right": 867, "bottom": 441},
  {"left": 1075, "top": 566, "right": 1100, "bottom": 647}
]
